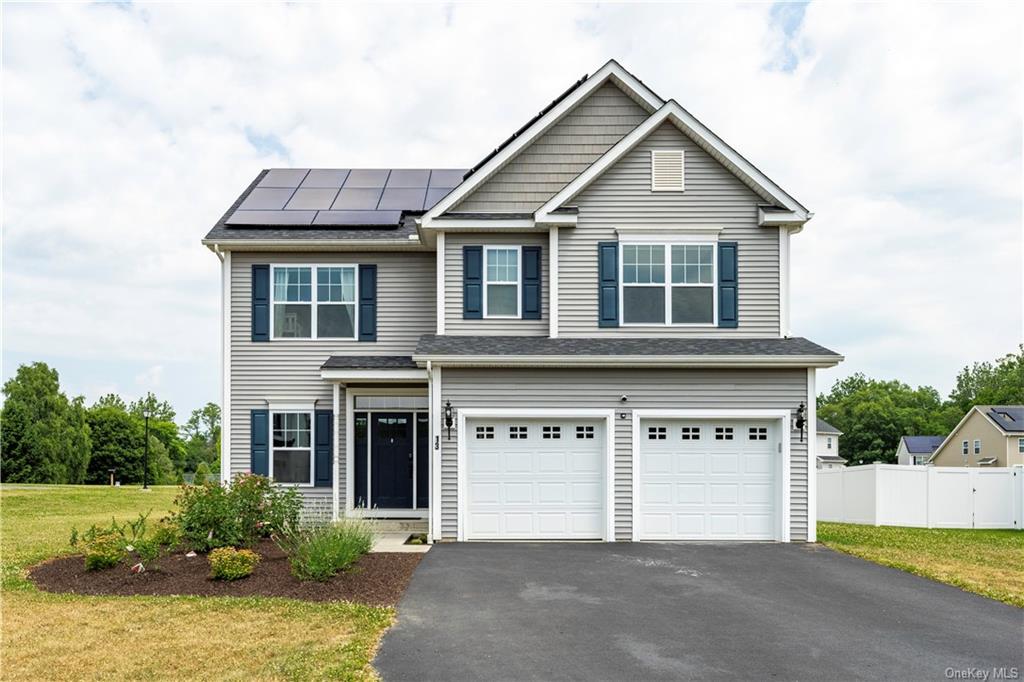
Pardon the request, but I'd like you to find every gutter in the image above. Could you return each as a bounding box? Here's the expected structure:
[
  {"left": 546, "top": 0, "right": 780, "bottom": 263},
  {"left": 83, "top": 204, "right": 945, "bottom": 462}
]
[{"left": 411, "top": 354, "right": 844, "bottom": 369}]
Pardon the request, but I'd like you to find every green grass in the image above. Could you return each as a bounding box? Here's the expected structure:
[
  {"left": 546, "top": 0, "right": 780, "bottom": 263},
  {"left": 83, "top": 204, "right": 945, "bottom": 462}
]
[
  {"left": 0, "top": 484, "right": 393, "bottom": 680},
  {"left": 819, "top": 522, "right": 1024, "bottom": 607}
]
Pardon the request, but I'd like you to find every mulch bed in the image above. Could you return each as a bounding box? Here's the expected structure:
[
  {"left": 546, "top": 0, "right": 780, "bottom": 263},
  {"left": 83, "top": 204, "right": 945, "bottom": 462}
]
[{"left": 28, "top": 539, "right": 421, "bottom": 607}]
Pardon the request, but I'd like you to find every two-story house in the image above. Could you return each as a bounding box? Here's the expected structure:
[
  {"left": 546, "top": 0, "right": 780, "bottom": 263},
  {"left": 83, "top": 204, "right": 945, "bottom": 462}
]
[
  {"left": 929, "top": 406, "right": 1024, "bottom": 467},
  {"left": 203, "top": 61, "right": 842, "bottom": 544}
]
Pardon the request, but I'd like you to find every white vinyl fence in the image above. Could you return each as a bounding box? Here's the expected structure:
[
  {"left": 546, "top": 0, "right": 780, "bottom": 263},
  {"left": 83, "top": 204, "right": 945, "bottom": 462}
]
[{"left": 818, "top": 464, "right": 1024, "bottom": 529}]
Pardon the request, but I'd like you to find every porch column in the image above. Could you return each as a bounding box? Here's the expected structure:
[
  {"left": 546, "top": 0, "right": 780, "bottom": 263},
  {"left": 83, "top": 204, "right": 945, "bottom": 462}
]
[{"left": 332, "top": 382, "right": 340, "bottom": 522}]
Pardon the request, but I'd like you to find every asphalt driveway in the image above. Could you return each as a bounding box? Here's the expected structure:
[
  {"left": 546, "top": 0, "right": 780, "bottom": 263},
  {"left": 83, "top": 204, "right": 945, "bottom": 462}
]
[{"left": 375, "top": 542, "right": 1023, "bottom": 681}]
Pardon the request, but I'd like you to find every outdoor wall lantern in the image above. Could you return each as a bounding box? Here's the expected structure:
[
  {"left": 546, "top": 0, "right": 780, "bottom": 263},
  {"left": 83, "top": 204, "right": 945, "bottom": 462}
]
[
  {"left": 443, "top": 401, "right": 454, "bottom": 440},
  {"left": 795, "top": 401, "right": 806, "bottom": 442}
]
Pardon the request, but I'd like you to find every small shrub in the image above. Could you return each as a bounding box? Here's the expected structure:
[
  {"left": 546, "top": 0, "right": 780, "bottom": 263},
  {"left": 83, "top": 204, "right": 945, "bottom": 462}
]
[
  {"left": 150, "top": 519, "right": 182, "bottom": 549},
  {"left": 231, "top": 473, "right": 302, "bottom": 541},
  {"left": 174, "top": 482, "right": 240, "bottom": 551},
  {"left": 208, "top": 547, "right": 260, "bottom": 580},
  {"left": 83, "top": 531, "right": 126, "bottom": 570},
  {"left": 274, "top": 520, "right": 374, "bottom": 582},
  {"left": 193, "top": 461, "right": 211, "bottom": 485}
]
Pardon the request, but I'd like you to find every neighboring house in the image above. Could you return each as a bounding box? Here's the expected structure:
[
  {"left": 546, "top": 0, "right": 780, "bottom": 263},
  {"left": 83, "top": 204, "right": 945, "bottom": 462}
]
[
  {"left": 929, "top": 406, "right": 1024, "bottom": 467},
  {"left": 203, "top": 60, "right": 842, "bottom": 544},
  {"left": 815, "top": 418, "right": 845, "bottom": 469},
  {"left": 895, "top": 436, "right": 944, "bottom": 466}
]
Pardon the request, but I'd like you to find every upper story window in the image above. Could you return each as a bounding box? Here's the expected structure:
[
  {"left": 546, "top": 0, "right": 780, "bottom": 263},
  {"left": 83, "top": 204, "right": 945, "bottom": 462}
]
[
  {"left": 484, "top": 246, "right": 520, "bottom": 318},
  {"left": 621, "top": 244, "right": 715, "bottom": 325},
  {"left": 1019, "top": 437, "right": 1024, "bottom": 454},
  {"left": 272, "top": 265, "right": 356, "bottom": 339},
  {"left": 826, "top": 436, "right": 833, "bottom": 450},
  {"left": 973, "top": 439, "right": 981, "bottom": 454}
]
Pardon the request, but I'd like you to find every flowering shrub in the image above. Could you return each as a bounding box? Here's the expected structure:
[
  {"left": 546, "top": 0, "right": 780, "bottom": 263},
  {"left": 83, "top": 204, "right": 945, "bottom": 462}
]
[
  {"left": 208, "top": 547, "right": 260, "bottom": 580},
  {"left": 173, "top": 474, "right": 301, "bottom": 552},
  {"left": 81, "top": 531, "right": 126, "bottom": 570},
  {"left": 70, "top": 512, "right": 177, "bottom": 572}
]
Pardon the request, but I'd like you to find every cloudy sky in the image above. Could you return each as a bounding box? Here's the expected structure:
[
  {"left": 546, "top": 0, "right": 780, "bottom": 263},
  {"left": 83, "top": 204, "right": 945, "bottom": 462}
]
[{"left": 3, "top": 2, "right": 1021, "bottom": 420}]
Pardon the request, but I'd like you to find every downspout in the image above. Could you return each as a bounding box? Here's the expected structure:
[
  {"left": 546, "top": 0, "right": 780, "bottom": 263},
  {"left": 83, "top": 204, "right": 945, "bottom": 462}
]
[{"left": 426, "top": 360, "right": 434, "bottom": 544}]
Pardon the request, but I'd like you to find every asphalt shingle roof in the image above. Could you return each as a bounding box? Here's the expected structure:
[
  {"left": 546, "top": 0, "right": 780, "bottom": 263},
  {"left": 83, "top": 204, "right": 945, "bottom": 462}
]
[
  {"left": 321, "top": 356, "right": 418, "bottom": 370},
  {"left": 816, "top": 418, "right": 841, "bottom": 434},
  {"left": 414, "top": 335, "right": 840, "bottom": 358},
  {"left": 901, "top": 436, "right": 945, "bottom": 454}
]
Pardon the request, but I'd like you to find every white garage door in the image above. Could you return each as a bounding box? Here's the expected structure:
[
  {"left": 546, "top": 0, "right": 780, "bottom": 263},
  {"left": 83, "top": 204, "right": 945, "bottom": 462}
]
[
  {"left": 637, "top": 419, "right": 778, "bottom": 540},
  {"left": 465, "top": 419, "right": 606, "bottom": 540}
]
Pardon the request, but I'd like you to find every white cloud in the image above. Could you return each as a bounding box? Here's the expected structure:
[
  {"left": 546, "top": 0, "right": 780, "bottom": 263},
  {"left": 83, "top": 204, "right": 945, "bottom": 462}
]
[{"left": 2, "top": 2, "right": 1021, "bottom": 416}]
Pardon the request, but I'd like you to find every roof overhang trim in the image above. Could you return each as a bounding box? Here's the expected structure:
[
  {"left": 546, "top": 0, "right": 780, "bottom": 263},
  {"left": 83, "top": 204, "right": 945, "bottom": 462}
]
[{"left": 411, "top": 354, "right": 843, "bottom": 369}]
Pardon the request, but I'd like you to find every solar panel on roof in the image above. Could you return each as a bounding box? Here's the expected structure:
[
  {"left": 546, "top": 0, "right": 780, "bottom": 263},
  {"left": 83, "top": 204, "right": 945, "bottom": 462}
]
[
  {"left": 300, "top": 169, "right": 350, "bottom": 188},
  {"left": 378, "top": 187, "right": 427, "bottom": 210},
  {"left": 238, "top": 188, "right": 294, "bottom": 210},
  {"left": 344, "top": 169, "right": 390, "bottom": 188},
  {"left": 312, "top": 210, "right": 403, "bottom": 226},
  {"left": 332, "top": 187, "right": 384, "bottom": 210},
  {"left": 258, "top": 169, "right": 309, "bottom": 188},
  {"left": 428, "top": 169, "right": 465, "bottom": 188},
  {"left": 387, "top": 169, "right": 430, "bottom": 188},
  {"left": 286, "top": 188, "right": 340, "bottom": 210},
  {"left": 225, "top": 168, "right": 468, "bottom": 227},
  {"left": 424, "top": 187, "right": 452, "bottom": 209},
  {"left": 227, "top": 210, "right": 316, "bottom": 225}
]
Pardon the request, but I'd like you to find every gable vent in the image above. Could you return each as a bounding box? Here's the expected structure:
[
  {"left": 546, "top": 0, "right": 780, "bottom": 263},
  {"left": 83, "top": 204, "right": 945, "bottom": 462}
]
[{"left": 651, "top": 149, "right": 685, "bottom": 192}]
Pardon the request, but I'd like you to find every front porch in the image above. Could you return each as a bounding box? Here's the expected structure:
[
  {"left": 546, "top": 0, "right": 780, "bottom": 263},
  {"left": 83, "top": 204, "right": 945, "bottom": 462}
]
[{"left": 320, "top": 356, "right": 438, "bottom": 539}]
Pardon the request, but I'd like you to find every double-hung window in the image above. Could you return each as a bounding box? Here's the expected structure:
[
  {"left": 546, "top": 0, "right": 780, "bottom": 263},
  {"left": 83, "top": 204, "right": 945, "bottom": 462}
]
[
  {"left": 484, "top": 246, "right": 520, "bottom": 317},
  {"left": 622, "top": 243, "right": 715, "bottom": 325},
  {"left": 271, "top": 412, "right": 312, "bottom": 485},
  {"left": 272, "top": 265, "right": 357, "bottom": 339}
]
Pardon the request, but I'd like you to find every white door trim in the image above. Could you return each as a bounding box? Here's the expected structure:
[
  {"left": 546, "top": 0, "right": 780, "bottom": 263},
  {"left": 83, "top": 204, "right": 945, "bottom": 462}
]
[
  {"left": 457, "top": 408, "right": 616, "bottom": 542},
  {"left": 630, "top": 409, "right": 791, "bottom": 542}
]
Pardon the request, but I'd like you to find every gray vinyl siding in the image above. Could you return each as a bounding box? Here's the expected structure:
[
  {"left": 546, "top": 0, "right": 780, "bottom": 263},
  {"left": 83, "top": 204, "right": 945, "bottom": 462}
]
[
  {"left": 228, "top": 251, "right": 435, "bottom": 506},
  {"left": 439, "top": 368, "right": 808, "bottom": 541},
  {"left": 444, "top": 233, "right": 548, "bottom": 336},
  {"left": 453, "top": 82, "right": 649, "bottom": 213},
  {"left": 560, "top": 122, "right": 782, "bottom": 337}
]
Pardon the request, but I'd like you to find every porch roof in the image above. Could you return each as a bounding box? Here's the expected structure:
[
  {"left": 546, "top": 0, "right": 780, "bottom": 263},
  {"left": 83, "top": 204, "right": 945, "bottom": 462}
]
[{"left": 321, "top": 356, "right": 417, "bottom": 369}]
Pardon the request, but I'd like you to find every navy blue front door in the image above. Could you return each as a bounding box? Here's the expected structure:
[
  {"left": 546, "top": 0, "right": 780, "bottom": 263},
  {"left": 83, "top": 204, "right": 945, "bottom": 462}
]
[{"left": 371, "top": 413, "right": 414, "bottom": 509}]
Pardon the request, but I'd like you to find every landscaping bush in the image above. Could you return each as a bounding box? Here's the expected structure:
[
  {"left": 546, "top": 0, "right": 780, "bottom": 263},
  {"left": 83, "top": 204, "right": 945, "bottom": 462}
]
[
  {"left": 173, "top": 474, "right": 301, "bottom": 552},
  {"left": 82, "top": 530, "right": 126, "bottom": 570},
  {"left": 274, "top": 520, "right": 374, "bottom": 582},
  {"left": 208, "top": 547, "right": 260, "bottom": 581},
  {"left": 149, "top": 519, "right": 182, "bottom": 549}
]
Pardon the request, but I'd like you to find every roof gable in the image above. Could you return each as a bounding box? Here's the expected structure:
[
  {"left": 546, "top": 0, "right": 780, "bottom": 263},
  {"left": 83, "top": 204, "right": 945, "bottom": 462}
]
[
  {"left": 420, "top": 60, "right": 663, "bottom": 227},
  {"left": 535, "top": 100, "right": 810, "bottom": 226},
  {"left": 451, "top": 82, "right": 649, "bottom": 213}
]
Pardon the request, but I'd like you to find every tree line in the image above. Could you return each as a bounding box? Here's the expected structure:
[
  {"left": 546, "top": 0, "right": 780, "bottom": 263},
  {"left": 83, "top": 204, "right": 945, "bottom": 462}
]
[
  {"left": 1, "top": 362, "right": 221, "bottom": 484},
  {"left": 818, "top": 346, "right": 1024, "bottom": 465}
]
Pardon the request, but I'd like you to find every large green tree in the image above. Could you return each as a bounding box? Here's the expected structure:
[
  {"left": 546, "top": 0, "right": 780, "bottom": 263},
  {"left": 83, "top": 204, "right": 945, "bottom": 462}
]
[
  {"left": 946, "top": 346, "right": 1024, "bottom": 425},
  {"left": 0, "top": 362, "right": 91, "bottom": 483},
  {"left": 818, "top": 373, "right": 947, "bottom": 465},
  {"left": 86, "top": 402, "right": 178, "bottom": 485},
  {"left": 182, "top": 402, "right": 221, "bottom": 473}
]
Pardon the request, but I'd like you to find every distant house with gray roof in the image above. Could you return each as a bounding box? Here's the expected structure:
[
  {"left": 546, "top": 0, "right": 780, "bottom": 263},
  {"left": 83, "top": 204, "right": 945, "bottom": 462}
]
[
  {"left": 895, "top": 436, "right": 945, "bottom": 466},
  {"left": 815, "top": 418, "right": 845, "bottom": 469}
]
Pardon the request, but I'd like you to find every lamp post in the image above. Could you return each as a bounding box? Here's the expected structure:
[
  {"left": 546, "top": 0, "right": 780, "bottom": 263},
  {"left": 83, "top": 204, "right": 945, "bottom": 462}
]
[{"left": 143, "top": 408, "right": 151, "bottom": 490}]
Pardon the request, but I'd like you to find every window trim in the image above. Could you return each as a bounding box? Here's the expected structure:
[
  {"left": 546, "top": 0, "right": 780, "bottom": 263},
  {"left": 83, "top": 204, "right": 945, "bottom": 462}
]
[
  {"left": 619, "top": 242, "right": 717, "bottom": 327},
  {"left": 973, "top": 439, "right": 981, "bottom": 455},
  {"left": 962, "top": 440, "right": 969, "bottom": 456},
  {"left": 269, "top": 409, "right": 315, "bottom": 487},
  {"left": 482, "top": 245, "right": 522, "bottom": 319},
  {"left": 269, "top": 263, "right": 359, "bottom": 340}
]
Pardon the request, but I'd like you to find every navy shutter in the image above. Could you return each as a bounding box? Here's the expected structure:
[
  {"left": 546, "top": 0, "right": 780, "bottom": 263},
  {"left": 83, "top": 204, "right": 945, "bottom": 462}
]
[
  {"left": 314, "top": 409, "right": 332, "bottom": 487},
  {"left": 597, "top": 242, "right": 619, "bottom": 327},
  {"left": 358, "top": 264, "right": 377, "bottom": 342},
  {"left": 251, "top": 264, "right": 270, "bottom": 341},
  {"left": 250, "top": 409, "right": 269, "bottom": 477},
  {"left": 522, "top": 246, "right": 542, "bottom": 320},
  {"left": 718, "top": 241, "right": 738, "bottom": 328},
  {"left": 463, "top": 246, "right": 483, "bottom": 319}
]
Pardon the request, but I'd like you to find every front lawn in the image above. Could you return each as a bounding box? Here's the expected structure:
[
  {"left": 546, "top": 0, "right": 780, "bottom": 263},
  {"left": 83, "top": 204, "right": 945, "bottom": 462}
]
[
  {"left": 818, "top": 522, "right": 1024, "bottom": 607},
  {"left": 1, "top": 484, "right": 393, "bottom": 680}
]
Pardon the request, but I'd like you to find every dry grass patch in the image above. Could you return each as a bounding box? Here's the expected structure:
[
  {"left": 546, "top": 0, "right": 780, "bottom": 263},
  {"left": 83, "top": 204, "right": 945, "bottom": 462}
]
[
  {"left": 818, "top": 522, "right": 1024, "bottom": 607},
  {"left": 3, "top": 591, "right": 391, "bottom": 681}
]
